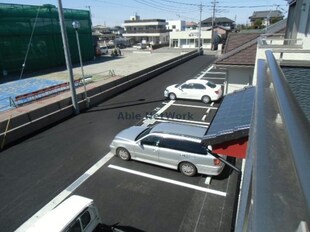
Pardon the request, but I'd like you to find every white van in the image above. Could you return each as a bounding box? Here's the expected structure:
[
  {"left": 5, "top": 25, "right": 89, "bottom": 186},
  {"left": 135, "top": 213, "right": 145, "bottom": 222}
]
[{"left": 26, "top": 195, "right": 102, "bottom": 232}]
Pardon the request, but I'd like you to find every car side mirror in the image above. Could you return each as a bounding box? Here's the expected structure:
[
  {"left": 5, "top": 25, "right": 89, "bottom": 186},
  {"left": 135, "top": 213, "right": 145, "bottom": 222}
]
[{"left": 137, "top": 141, "right": 142, "bottom": 146}]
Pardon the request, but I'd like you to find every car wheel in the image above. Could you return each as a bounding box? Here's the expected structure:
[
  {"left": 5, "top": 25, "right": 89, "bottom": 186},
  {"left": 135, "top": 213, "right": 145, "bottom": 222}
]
[
  {"left": 180, "top": 162, "right": 197, "bottom": 177},
  {"left": 202, "top": 95, "right": 211, "bottom": 104},
  {"left": 117, "top": 148, "right": 131, "bottom": 161},
  {"left": 169, "top": 93, "right": 176, "bottom": 100}
]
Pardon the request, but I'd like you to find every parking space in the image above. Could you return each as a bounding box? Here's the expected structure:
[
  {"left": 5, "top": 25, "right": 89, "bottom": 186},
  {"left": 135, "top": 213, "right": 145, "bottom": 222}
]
[
  {"left": 10, "top": 55, "right": 241, "bottom": 232},
  {"left": 71, "top": 153, "right": 237, "bottom": 232},
  {"left": 139, "top": 99, "right": 221, "bottom": 128}
]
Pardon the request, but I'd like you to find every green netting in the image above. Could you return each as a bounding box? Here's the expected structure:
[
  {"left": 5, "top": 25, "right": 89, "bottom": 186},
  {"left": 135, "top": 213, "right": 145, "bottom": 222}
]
[{"left": 0, "top": 3, "right": 94, "bottom": 76}]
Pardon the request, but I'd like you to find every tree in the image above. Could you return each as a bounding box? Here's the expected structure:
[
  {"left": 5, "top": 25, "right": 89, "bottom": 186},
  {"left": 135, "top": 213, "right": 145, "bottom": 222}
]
[{"left": 254, "top": 19, "right": 263, "bottom": 29}]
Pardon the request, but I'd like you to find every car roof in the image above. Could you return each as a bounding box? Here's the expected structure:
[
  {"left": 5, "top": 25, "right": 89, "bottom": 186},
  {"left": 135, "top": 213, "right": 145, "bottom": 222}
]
[
  {"left": 185, "top": 79, "right": 210, "bottom": 84},
  {"left": 150, "top": 122, "right": 206, "bottom": 139},
  {"left": 26, "top": 195, "right": 94, "bottom": 232}
]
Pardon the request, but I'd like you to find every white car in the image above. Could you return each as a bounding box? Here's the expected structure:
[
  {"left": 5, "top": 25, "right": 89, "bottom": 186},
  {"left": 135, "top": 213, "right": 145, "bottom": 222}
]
[
  {"left": 99, "top": 46, "right": 109, "bottom": 55},
  {"left": 164, "top": 79, "right": 223, "bottom": 103}
]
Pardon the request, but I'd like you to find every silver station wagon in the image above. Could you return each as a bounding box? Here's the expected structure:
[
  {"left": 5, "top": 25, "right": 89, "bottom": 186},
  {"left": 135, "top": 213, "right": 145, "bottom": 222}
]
[{"left": 110, "top": 122, "right": 226, "bottom": 176}]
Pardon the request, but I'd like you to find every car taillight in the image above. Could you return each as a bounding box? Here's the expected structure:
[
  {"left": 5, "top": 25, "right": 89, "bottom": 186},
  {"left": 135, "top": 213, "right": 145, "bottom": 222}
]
[
  {"left": 215, "top": 90, "right": 220, "bottom": 94},
  {"left": 213, "top": 159, "right": 221, "bottom": 166}
]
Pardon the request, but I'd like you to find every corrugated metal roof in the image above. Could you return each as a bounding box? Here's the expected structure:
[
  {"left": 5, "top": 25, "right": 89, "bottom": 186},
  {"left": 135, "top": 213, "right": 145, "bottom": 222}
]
[{"left": 202, "top": 86, "right": 255, "bottom": 145}]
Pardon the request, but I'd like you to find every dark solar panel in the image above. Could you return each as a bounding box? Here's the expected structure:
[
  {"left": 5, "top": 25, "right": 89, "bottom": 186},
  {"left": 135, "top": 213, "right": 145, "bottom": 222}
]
[{"left": 202, "top": 86, "right": 255, "bottom": 145}]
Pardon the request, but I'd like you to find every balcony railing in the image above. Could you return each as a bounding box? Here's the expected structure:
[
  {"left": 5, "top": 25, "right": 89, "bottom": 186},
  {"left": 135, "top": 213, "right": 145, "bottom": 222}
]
[{"left": 235, "top": 50, "right": 310, "bottom": 231}]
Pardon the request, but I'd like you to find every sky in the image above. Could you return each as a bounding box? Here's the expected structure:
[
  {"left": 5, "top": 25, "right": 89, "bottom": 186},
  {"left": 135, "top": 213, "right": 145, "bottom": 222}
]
[{"left": 3, "top": 0, "right": 289, "bottom": 26}]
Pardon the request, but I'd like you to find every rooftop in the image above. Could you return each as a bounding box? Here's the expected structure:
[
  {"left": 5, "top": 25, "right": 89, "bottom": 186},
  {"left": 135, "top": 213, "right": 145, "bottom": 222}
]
[{"left": 202, "top": 86, "right": 255, "bottom": 146}]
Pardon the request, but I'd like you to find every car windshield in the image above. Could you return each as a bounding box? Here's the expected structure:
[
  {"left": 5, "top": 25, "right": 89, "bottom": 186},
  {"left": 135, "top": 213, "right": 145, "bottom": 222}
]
[
  {"left": 135, "top": 127, "right": 152, "bottom": 141},
  {"left": 206, "top": 81, "right": 216, "bottom": 88},
  {"left": 175, "top": 83, "right": 181, "bottom": 87}
]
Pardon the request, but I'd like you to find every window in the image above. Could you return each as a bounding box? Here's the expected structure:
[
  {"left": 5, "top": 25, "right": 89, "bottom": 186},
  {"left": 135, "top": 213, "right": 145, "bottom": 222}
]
[
  {"left": 141, "top": 135, "right": 160, "bottom": 146},
  {"left": 67, "top": 220, "right": 82, "bottom": 232},
  {"left": 206, "top": 81, "right": 216, "bottom": 88},
  {"left": 81, "top": 210, "right": 91, "bottom": 229},
  {"left": 193, "top": 84, "right": 206, "bottom": 90},
  {"left": 135, "top": 127, "right": 152, "bottom": 140},
  {"left": 181, "top": 84, "right": 193, "bottom": 89},
  {"left": 160, "top": 138, "right": 206, "bottom": 155}
]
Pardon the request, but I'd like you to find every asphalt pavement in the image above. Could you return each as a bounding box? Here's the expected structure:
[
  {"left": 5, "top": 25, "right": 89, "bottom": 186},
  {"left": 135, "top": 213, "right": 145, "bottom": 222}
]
[{"left": 0, "top": 53, "right": 240, "bottom": 232}]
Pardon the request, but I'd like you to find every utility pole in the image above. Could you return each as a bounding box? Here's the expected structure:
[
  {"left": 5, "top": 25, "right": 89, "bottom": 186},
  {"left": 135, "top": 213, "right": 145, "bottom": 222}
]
[
  {"left": 198, "top": 2, "right": 202, "bottom": 54},
  {"left": 57, "top": 0, "right": 79, "bottom": 114},
  {"left": 211, "top": 1, "right": 218, "bottom": 50}
]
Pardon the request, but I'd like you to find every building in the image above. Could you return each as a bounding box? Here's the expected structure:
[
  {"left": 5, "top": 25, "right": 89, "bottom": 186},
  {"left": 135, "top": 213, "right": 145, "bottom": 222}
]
[
  {"left": 169, "top": 30, "right": 212, "bottom": 49},
  {"left": 0, "top": 3, "right": 93, "bottom": 77},
  {"left": 122, "top": 14, "right": 170, "bottom": 45},
  {"left": 201, "top": 17, "right": 235, "bottom": 30},
  {"left": 214, "top": 19, "right": 287, "bottom": 94},
  {"left": 235, "top": 0, "right": 310, "bottom": 230},
  {"left": 166, "top": 20, "right": 186, "bottom": 32},
  {"left": 249, "top": 10, "right": 284, "bottom": 27},
  {"left": 185, "top": 21, "right": 198, "bottom": 30}
]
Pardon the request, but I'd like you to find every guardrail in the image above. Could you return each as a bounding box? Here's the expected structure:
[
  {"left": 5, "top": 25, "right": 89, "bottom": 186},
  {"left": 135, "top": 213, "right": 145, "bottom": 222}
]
[{"left": 235, "top": 50, "right": 310, "bottom": 231}]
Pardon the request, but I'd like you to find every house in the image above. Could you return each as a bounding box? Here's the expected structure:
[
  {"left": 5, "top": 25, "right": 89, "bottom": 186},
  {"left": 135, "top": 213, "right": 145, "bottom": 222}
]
[
  {"left": 214, "top": 19, "right": 287, "bottom": 94},
  {"left": 169, "top": 29, "right": 212, "bottom": 49},
  {"left": 249, "top": 10, "right": 284, "bottom": 27},
  {"left": 201, "top": 17, "right": 235, "bottom": 30},
  {"left": 167, "top": 20, "right": 186, "bottom": 32},
  {"left": 185, "top": 21, "right": 198, "bottom": 30},
  {"left": 122, "top": 14, "right": 170, "bottom": 45}
]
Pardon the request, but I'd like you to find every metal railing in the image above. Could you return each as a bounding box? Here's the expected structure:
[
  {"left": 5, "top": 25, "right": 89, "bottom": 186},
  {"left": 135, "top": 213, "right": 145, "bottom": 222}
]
[{"left": 235, "top": 50, "right": 310, "bottom": 231}]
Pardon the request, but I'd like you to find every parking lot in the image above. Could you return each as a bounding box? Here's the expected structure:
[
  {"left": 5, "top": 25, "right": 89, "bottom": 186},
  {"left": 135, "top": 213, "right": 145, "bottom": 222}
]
[
  {"left": 3, "top": 54, "right": 240, "bottom": 232},
  {"left": 71, "top": 97, "right": 240, "bottom": 232}
]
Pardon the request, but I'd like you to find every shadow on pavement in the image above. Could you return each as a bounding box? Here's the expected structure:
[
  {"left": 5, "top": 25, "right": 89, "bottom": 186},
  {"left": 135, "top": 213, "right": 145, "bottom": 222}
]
[{"left": 86, "top": 98, "right": 165, "bottom": 112}]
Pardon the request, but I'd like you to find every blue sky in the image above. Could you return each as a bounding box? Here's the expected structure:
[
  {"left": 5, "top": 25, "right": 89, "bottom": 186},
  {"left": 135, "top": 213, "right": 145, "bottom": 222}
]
[{"left": 3, "top": 0, "right": 288, "bottom": 26}]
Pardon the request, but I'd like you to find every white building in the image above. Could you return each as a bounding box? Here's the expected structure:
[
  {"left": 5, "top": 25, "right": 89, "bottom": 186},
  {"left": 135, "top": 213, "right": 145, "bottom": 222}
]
[
  {"left": 166, "top": 20, "right": 186, "bottom": 32},
  {"left": 169, "top": 30, "right": 212, "bottom": 49},
  {"left": 122, "top": 15, "right": 169, "bottom": 45}
]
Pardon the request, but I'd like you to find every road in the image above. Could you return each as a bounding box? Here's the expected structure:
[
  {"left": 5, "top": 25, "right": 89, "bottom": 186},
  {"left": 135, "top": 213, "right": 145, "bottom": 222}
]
[{"left": 0, "top": 54, "right": 240, "bottom": 232}]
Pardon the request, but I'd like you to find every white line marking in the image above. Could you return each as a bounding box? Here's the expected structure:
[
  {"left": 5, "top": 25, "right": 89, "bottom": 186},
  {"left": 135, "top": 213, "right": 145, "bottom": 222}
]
[
  {"left": 142, "top": 100, "right": 175, "bottom": 126},
  {"left": 16, "top": 152, "right": 115, "bottom": 232},
  {"left": 201, "top": 115, "right": 207, "bottom": 121},
  {"left": 155, "top": 117, "right": 210, "bottom": 125},
  {"left": 206, "top": 108, "right": 211, "bottom": 114},
  {"left": 201, "top": 77, "right": 226, "bottom": 80},
  {"left": 210, "top": 102, "right": 214, "bottom": 107},
  {"left": 155, "top": 100, "right": 175, "bottom": 115},
  {"left": 163, "top": 102, "right": 218, "bottom": 110},
  {"left": 108, "top": 165, "right": 226, "bottom": 197}
]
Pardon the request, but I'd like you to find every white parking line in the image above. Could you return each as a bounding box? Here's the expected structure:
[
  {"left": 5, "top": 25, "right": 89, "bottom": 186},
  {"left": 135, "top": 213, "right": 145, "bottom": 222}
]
[
  {"left": 201, "top": 77, "right": 226, "bottom": 80},
  {"left": 163, "top": 102, "right": 218, "bottom": 110},
  {"left": 142, "top": 100, "right": 175, "bottom": 126},
  {"left": 108, "top": 165, "right": 226, "bottom": 197},
  {"left": 201, "top": 115, "right": 207, "bottom": 121},
  {"left": 16, "top": 152, "right": 115, "bottom": 232}
]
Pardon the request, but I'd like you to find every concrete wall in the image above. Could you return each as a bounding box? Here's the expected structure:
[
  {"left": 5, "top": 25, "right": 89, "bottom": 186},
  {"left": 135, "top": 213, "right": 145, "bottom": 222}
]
[
  {"left": 226, "top": 67, "right": 254, "bottom": 94},
  {"left": 0, "top": 51, "right": 199, "bottom": 148}
]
